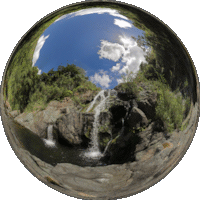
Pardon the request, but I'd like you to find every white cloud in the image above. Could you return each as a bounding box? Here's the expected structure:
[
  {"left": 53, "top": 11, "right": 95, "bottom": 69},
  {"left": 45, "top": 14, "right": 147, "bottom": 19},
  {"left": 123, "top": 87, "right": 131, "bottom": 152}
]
[
  {"left": 55, "top": 8, "right": 128, "bottom": 23},
  {"left": 90, "top": 71, "right": 112, "bottom": 88},
  {"left": 98, "top": 40, "right": 125, "bottom": 62},
  {"left": 32, "top": 34, "right": 50, "bottom": 67},
  {"left": 111, "top": 63, "right": 121, "bottom": 72},
  {"left": 37, "top": 69, "right": 42, "bottom": 75},
  {"left": 117, "top": 78, "right": 124, "bottom": 84},
  {"left": 119, "top": 65, "right": 130, "bottom": 74},
  {"left": 98, "top": 35, "right": 147, "bottom": 81},
  {"left": 114, "top": 19, "right": 132, "bottom": 28}
]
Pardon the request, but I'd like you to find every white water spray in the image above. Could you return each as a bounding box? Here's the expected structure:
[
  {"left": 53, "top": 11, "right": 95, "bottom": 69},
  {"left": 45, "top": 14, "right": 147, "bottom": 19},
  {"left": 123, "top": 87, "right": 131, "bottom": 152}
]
[
  {"left": 43, "top": 124, "right": 56, "bottom": 147},
  {"left": 84, "top": 90, "right": 110, "bottom": 159}
]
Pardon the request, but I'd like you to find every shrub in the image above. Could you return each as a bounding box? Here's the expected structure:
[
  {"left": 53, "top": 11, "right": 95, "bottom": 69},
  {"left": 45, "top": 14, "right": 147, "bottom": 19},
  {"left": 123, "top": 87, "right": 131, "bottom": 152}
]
[{"left": 155, "top": 83, "right": 184, "bottom": 132}]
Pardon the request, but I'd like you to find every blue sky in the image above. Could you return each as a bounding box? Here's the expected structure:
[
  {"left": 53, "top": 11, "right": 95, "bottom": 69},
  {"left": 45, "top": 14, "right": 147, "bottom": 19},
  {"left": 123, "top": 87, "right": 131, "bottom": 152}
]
[{"left": 32, "top": 8, "right": 147, "bottom": 89}]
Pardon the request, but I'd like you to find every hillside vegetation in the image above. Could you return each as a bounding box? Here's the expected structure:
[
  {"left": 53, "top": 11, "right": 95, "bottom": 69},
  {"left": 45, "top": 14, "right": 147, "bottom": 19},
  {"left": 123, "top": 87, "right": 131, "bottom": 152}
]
[{"left": 5, "top": 64, "right": 99, "bottom": 113}]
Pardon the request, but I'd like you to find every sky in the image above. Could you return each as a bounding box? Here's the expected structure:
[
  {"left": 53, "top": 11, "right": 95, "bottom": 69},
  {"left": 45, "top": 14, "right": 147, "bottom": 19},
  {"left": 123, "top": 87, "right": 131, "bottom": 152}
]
[{"left": 32, "top": 8, "right": 147, "bottom": 89}]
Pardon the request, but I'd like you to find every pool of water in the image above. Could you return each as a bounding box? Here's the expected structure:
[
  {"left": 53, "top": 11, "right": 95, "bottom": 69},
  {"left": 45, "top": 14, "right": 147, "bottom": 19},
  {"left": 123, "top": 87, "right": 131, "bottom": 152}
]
[{"left": 9, "top": 117, "right": 107, "bottom": 167}]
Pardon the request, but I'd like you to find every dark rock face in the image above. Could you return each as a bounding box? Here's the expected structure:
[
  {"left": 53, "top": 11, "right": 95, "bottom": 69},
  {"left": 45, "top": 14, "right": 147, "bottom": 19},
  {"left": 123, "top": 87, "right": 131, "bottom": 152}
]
[
  {"left": 127, "top": 107, "right": 148, "bottom": 129},
  {"left": 82, "top": 113, "right": 94, "bottom": 139}
]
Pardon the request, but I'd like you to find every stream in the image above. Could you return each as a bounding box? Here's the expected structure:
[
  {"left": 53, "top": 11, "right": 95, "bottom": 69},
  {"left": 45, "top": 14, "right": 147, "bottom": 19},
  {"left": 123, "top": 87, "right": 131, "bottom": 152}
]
[{"left": 8, "top": 116, "right": 107, "bottom": 166}]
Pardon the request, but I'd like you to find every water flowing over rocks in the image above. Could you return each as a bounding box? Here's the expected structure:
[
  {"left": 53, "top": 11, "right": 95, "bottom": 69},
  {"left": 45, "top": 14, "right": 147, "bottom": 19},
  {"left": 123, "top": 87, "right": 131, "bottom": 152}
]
[
  {"left": 10, "top": 85, "right": 163, "bottom": 161},
  {"left": 2, "top": 81, "right": 199, "bottom": 199}
]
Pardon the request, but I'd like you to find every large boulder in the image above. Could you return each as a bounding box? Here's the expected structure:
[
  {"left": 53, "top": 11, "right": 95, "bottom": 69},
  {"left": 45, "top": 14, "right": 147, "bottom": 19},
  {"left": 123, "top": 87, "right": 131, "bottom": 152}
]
[
  {"left": 14, "top": 100, "right": 74, "bottom": 138},
  {"left": 9, "top": 110, "right": 20, "bottom": 118},
  {"left": 55, "top": 108, "right": 96, "bottom": 145},
  {"left": 127, "top": 107, "right": 148, "bottom": 129},
  {"left": 137, "top": 89, "right": 157, "bottom": 119},
  {"left": 56, "top": 109, "right": 83, "bottom": 145}
]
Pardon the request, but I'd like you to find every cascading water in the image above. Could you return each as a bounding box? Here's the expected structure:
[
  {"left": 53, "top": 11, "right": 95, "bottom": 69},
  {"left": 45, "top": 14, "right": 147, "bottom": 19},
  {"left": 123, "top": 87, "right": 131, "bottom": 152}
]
[
  {"left": 43, "top": 124, "right": 56, "bottom": 147},
  {"left": 121, "top": 118, "right": 125, "bottom": 135},
  {"left": 84, "top": 90, "right": 110, "bottom": 159}
]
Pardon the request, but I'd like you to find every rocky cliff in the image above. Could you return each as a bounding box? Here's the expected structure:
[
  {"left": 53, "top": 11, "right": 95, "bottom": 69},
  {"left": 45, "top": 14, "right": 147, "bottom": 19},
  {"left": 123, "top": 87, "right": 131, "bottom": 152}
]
[{"left": 8, "top": 81, "right": 190, "bottom": 164}]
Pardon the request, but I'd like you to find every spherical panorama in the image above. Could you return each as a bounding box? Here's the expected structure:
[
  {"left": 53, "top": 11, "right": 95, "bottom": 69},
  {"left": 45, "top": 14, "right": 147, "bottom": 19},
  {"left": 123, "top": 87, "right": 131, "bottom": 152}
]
[{"left": 1, "top": 1, "right": 199, "bottom": 199}]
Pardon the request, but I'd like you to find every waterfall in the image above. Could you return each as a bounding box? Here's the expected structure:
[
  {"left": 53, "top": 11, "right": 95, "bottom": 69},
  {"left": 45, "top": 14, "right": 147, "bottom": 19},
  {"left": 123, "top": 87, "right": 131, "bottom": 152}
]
[
  {"left": 86, "top": 90, "right": 105, "bottom": 112},
  {"left": 84, "top": 90, "right": 110, "bottom": 159},
  {"left": 103, "top": 139, "right": 112, "bottom": 155},
  {"left": 47, "top": 125, "right": 54, "bottom": 141},
  {"left": 43, "top": 124, "right": 56, "bottom": 147}
]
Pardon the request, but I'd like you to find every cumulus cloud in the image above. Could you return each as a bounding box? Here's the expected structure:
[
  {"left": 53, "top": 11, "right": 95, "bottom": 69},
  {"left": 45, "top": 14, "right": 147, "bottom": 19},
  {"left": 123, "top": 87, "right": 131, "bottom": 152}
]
[
  {"left": 55, "top": 8, "right": 128, "bottom": 23},
  {"left": 98, "top": 40, "right": 124, "bottom": 62},
  {"left": 98, "top": 35, "right": 147, "bottom": 83},
  {"left": 32, "top": 34, "right": 50, "bottom": 67},
  {"left": 111, "top": 63, "right": 121, "bottom": 72},
  {"left": 114, "top": 19, "right": 132, "bottom": 28},
  {"left": 117, "top": 78, "right": 124, "bottom": 84},
  {"left": 90, "top": 71, "right": 112, "bottom": 88}
]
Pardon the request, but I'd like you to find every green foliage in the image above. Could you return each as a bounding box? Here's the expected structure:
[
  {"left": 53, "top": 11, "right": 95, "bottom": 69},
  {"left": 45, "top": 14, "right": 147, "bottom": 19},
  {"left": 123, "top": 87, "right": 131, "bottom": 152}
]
[
  {"left": 71, "top": 95, "right": 86, "bottom": 109},
  {"left": 73, "top": 80, "right": 99, "bottom": 93},
  {"left": 6, "top": 62, "right": 98, "bottom": 113},
  {"left": 120, "top": 63, "right": 190, "bottom": 133},
  {"left": 118, "top": 70, "right": 139, "bottom": 98},
  {"left": 155, "top": 83, "right": 184, "bottom": 132},
  {"left": 132, "top": 126, "right": 146, "bottom": 134}
]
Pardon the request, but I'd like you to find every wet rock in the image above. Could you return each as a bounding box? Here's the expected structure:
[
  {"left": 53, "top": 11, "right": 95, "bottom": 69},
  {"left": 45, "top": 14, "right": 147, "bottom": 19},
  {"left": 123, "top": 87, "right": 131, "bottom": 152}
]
[{"left": 82, "top": 113, "right": 94, "bottom": 139}]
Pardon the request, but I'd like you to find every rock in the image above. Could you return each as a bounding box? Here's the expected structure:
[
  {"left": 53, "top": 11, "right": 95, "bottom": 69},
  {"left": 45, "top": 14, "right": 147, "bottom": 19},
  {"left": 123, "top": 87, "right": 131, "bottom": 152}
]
[
  {"left": 5, "top": 100, "right": 11, "bottom": 111},
  {"left": 99, "top": 112, "right": 111, "bottom": 128},
  {"left": 9, "top": 110, "right": 20, "bottom": 118},
  {"left": 51, "top": 163, "right": 133, "bottom": 192},
  {"left": 149, "top": 132, "right": 165, "bottom": 146},
  {"left": 110, "top": 89, "right": 118, "bottom": 96},
  {"left": 130, "top": 99, "right": 138, "bottom": 108},
  {"left": 127, "top": 107, "right": 148, "bottom": 129},
  {"left": 78, "top": 90, "right": 98, "bottom": 104},
  {"left": 60, "top": 107, "right": 70, "bottom": 114},
  {"left": 14, "top": 100, "right": 74, "bottom": 138},
  {"left": 137, "top": 90, "right": 157, "bottom": 119},
  {"left": 56, "top": 109, "right": 83, "bottom": 144},
  {"left": 135, "top": 142, "right": 163, "bottom": 161},
  {"left": 109, "top": 98, "right": 130, "bottom": 123},
  {"left": 114, "top": 83, "right": 137, "bottom": 100}
]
